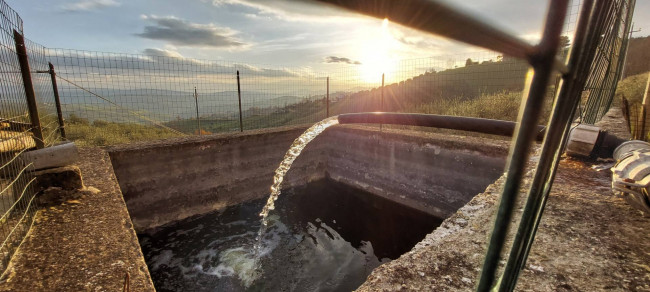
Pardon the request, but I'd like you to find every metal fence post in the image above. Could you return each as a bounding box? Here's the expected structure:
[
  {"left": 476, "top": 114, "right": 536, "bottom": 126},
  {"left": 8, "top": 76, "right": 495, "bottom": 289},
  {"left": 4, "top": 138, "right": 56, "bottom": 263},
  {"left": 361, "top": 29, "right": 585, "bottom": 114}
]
[
  {"left": 194, "top": 87, "right": 201, "bottom": 135},
  {"left": 380, "top": 73, "right": 385, "bottom": 131},
  {"left": 237, "top": 70, "right": 243, "bottom": 132},
  {"left": 476, "top": 0, "right": 569, "bottom": 290},
  {"left": 47, "top": 62, "right": 66, "bottom": 139},
  {"left": 13, "top": 29, "right": 44, "bottom": 149},
  {"left": 326, "top": 76, "right": 330, "bottom": 118}
]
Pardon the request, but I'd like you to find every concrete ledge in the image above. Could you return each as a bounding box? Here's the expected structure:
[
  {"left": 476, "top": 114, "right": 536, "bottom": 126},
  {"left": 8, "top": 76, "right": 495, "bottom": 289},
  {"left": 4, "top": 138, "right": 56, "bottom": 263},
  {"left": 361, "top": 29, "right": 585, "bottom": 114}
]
[
  {"left": 108, "top": 125, "right": 329, "bottom": 231},
  {"left": 108, "top": 125, "right": 509, "bottom": 232},
  {"left": 356, "top": 107, "right": 650, "bottom": 291},
  {"left": 357, "top": 157, "right": 650, "bottom": 291},
  {"left": 0, "top": 148, "right": 155, "bottom": 291}
]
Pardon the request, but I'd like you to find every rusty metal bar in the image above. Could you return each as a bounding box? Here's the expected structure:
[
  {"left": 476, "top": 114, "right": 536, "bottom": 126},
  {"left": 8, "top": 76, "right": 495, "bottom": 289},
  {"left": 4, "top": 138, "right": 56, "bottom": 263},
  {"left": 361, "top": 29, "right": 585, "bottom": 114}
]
[
  {"left": 380, "top": 73, "right": 384, "bottom": 131},
  {"left": 13, "top": 29, "right": 43, "bottom": 149},
  {"left": 47, "top": 63, "right": 66, "bottom": 139},
  {"left": 497, "top": 0, "right": 601, "bottom": 290},
  {"left": 640, "top": 70, "right": 650, "bottom": 140},
  {"left": 313, "top": 0, "right": 535, "bottom": 60},
  {"left": 476, "top": 0, "right": 569, "bottom": 290}
]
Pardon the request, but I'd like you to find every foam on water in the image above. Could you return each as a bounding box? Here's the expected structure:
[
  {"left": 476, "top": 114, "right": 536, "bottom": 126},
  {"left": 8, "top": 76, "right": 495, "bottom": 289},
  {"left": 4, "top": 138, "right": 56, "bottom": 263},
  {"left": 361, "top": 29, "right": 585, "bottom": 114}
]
[
  {"left": 218, "top": 214, "right": 288, "bottom": 287},
  {"left": 139, "top": 172, "right": 441, "bottom": 290}
]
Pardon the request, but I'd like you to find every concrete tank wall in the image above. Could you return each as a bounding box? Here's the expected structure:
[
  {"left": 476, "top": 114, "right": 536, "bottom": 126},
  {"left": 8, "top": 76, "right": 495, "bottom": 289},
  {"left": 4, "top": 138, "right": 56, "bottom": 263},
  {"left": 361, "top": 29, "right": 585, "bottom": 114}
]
[
  {"left": 321, "top": 127, "right": 507, "bottom": 219},
  {"left": 108, "top": 125, "right": 508, "bottom": 231},
  {"left": 108, "top": 126, "right": 328, "bottom": 231}
]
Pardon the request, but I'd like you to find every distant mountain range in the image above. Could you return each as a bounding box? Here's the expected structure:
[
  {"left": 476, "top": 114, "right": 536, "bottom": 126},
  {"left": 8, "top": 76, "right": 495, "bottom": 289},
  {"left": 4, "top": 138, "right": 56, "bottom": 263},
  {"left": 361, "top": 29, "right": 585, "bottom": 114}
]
[{"left": 57, "top": 87, "right": 326, "bottom": 122}]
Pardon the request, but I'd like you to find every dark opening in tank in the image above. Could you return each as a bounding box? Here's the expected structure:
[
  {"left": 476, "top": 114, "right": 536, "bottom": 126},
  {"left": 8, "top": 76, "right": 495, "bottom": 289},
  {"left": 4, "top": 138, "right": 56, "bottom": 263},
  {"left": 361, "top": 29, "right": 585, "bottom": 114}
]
[{"left": 138, "top": 178, "right": 442, "bottom": 291}]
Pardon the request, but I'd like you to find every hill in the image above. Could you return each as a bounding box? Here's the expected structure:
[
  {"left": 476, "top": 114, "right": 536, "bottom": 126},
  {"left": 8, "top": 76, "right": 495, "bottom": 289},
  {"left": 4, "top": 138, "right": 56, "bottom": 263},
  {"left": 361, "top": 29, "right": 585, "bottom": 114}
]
[
  {"left": 623, "top": 36, "right": 650, "bottom": 78},
  {"left": 330, "top": 56, "right": 529, "bottom": 115}
]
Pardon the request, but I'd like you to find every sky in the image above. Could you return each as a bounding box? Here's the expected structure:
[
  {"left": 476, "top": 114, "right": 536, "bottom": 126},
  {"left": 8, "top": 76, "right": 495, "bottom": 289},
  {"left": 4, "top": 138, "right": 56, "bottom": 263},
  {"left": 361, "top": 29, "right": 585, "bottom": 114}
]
[{"left": 7, "top": 0, "right": 650, "bottom": 82}]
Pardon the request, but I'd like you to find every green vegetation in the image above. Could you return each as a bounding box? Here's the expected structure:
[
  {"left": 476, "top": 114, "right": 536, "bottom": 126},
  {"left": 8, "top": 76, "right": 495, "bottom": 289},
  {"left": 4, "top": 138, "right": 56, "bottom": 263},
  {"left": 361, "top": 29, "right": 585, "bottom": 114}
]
[
  {"left": 61, "top": 58, "right": 540, "bottom": 146},
  {"left": 65, "top": 89, "right": 542, "bottom": 146},
  {"left": 409, "top": 91, "right": 526, "bottom": 121},
  {"left": 66, "top": 115, "right": 181, "bottom": 147},
  {"left": 616, "top": 72, "right": 649, "bottom": 106},
  {"left": 614, "top": 72, "right": 649, "bottom": 140}
]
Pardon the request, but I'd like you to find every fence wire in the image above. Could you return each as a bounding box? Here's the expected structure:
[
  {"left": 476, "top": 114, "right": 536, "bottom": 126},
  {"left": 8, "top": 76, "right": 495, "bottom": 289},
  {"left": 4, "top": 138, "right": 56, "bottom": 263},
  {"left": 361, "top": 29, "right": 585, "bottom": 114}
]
[
  {"left": 46, "top": 49, "right": 328, "bottom": 146},
  {"left": 581, "top": 0, "right": 635, "bottom": 124},
  {"left": 48, "top": 49, "right": 555, "bottom": 145},
  {"left": 42, "top": 2, "right": 589, "bottom": 146},
  {"left": 0, "top": 0, "right": 40, "bottom": 273}
]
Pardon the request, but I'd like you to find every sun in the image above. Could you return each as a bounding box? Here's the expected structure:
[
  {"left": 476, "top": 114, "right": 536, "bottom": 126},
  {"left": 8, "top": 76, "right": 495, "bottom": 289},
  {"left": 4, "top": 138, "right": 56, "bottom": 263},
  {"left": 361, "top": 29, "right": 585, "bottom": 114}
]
[{"left": 358, "top": 18, "right": 398, "bottom": 84}]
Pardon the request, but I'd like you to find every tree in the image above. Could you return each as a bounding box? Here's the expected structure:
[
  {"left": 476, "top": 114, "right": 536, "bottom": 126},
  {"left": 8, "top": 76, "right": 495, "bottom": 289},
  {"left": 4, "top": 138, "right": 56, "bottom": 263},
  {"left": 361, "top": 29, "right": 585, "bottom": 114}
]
[
  {"left": 465, "top": 58, "right": 478, "bottom": 66},
  {"left": 559, "top": 36, "right": 571, "bottom": 49}
]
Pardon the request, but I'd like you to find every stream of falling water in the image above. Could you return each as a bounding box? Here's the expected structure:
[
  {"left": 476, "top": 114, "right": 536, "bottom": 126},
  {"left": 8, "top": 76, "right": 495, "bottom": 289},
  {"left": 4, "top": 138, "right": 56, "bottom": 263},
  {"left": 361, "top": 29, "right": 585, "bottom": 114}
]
[
  {"left": 259, "top": 116, "right": 339, "bottom": 224},
  {"left": 217, "top": 116, "right": 339, "bottom": 287},
  {"left": 253, "top": 117, "right": 339, "bottom": 258}
]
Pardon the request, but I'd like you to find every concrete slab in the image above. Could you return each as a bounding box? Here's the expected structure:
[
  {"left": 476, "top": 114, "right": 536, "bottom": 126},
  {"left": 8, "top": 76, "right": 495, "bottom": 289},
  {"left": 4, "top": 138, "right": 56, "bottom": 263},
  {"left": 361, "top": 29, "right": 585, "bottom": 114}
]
[{"left": 0, "top": 148, "right": 155, "bottom": 291}]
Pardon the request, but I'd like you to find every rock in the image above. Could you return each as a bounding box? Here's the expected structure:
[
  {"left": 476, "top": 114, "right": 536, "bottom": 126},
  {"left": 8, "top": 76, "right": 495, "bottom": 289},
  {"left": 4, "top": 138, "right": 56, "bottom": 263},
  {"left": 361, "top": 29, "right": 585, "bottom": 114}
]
[{"left": 33, "top": 165, "right": 84, "bottom": 191}]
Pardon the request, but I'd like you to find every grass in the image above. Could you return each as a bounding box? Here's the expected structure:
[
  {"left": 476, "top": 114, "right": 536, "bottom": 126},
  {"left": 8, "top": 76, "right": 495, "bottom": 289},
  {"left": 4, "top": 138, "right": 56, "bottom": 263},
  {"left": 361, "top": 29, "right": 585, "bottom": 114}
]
[
  {"left": 616, "top": 72, "right": 648, "bottom": 107},
  {"left": 66, "top": 119, "right": 181, "bottom": 147},
  {"left": 63, "top": 89, "right": 557, "bottom": 146},
  {"left": 614, "top": 72, "right": 649, "bottom": 140},
  {"left": 408, "top": 91, "right": 525, "bottom": 121}
]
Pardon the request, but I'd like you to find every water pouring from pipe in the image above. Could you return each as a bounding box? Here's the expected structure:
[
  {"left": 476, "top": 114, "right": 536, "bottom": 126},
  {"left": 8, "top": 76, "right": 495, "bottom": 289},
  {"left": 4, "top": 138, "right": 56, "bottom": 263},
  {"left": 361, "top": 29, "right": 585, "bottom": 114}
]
[{"left": 258, "top": 116, "right": 339, "bottom": 226}]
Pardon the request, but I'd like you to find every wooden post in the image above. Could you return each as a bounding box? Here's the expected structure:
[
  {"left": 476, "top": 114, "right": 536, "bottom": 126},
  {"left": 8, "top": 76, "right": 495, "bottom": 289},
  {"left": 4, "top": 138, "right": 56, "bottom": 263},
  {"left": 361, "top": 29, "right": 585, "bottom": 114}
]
[
  {"left": 639, "top": 73, "right": 650, "bottom": 140},
  {"left": 14, "top": 29, "right": 44, "bottom": 149}
]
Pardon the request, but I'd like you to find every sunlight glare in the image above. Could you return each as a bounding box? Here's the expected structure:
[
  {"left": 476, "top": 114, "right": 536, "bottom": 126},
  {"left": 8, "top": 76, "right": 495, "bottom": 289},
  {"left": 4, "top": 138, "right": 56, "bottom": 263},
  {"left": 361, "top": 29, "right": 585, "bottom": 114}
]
[{"left": 359, "top": 18, "right": 398, "bottom": 84}]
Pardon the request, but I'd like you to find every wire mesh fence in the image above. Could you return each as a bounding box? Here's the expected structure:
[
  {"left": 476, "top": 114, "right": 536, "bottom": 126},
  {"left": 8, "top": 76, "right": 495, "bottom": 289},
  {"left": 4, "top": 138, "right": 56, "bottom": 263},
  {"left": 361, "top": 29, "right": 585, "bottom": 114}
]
[
  {"left": 49, "top": 49, "right": 543, "bottom": 145},
  {"left": 0, "top": 0, "right": 41, "bottom": 273},
  {"left": 580, "top": 0, "right": 635, "bottom": 124},
  {"left": 46, "top": 49, "right": 330, "bottom": 146},
  {"left": 25, "top": 1, "right": 597, "bottom": 147}
]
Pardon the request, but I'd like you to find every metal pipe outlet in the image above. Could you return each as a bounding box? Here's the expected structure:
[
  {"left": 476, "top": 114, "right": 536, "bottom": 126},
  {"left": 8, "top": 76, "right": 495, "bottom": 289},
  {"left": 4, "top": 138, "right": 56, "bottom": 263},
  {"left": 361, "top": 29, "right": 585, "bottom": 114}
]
[{"left": 337, "top": 112, "right": 546, "bottom": 141}]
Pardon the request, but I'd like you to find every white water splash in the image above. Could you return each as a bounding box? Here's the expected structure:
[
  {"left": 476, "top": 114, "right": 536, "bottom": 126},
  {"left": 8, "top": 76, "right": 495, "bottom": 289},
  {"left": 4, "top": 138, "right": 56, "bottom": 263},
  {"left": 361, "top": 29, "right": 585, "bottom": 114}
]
[{"left": 258, "top": 116, "right": 339, "bottom": 224}]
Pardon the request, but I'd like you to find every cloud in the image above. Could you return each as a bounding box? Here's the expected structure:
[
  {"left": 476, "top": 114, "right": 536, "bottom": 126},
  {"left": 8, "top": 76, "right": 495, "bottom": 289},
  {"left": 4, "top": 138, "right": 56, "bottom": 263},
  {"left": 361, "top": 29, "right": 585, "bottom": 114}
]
[
  {"left": 324, "top": 56, "right": 361, "bottom": 65},
  {"left": 60, "top": 0, "right": 120, "bottom": 12},
  {"left": 142, "top": 48, "right": 185, "bottom": 59},
  {"left": 136, "top": 15, "right": 247, "bottom": 48},
  {"left": 46, "top": 48, "right": 307, "bottom": 79},
  {"left": 211, "top": 0, "right": 358, "bottom": 22}
]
